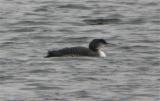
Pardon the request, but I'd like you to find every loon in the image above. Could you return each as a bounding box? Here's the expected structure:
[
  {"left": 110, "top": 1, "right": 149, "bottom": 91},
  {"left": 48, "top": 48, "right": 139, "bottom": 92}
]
[{"left": 45, "top": 39, "right": 110, "bottom": 57}]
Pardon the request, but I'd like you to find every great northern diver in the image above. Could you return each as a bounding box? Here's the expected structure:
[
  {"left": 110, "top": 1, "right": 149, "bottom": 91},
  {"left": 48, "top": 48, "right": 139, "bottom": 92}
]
[{"left": 45, "top": 39, "right": 110, "bottom": 57}]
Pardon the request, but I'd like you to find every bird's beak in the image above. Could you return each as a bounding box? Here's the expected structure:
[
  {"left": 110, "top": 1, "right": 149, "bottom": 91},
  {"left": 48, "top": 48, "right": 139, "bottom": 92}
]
[{"left": 105, "top": 43, "right": 115, "bottom": 47}]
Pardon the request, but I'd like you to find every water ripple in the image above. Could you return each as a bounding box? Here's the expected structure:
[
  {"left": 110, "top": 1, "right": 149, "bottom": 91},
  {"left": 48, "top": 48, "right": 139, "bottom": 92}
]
[{"left": 0, "top": 0, "right": 160, "bottom": 101}]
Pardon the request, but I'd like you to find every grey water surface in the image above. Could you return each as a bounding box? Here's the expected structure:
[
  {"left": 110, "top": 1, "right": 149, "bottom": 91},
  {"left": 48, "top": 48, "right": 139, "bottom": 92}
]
[{"left": 0, "top": 0, "right": 160, "bottom": 101}]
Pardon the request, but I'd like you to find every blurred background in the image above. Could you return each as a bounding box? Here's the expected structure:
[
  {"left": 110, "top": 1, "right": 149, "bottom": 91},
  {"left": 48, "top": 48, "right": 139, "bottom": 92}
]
[{"left": 0, "top": 0, "right": 160, "bottom": 101}]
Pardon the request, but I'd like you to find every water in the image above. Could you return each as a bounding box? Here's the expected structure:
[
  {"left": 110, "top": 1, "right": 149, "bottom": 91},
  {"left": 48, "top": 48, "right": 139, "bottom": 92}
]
[{"left": 0, "top": 0, "right": 160, "bottom": 101}]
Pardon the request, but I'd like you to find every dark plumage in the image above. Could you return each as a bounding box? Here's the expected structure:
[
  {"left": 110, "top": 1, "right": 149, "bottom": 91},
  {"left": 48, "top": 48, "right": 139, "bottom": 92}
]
[{"left": 45, "top": 39, "right": 109, "bottom": 57}]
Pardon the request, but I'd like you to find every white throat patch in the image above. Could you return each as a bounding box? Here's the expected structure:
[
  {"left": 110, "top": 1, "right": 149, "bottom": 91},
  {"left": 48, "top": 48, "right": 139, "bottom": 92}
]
[{"left": 98, "top": 50, "right": 106, "bottom": 57}]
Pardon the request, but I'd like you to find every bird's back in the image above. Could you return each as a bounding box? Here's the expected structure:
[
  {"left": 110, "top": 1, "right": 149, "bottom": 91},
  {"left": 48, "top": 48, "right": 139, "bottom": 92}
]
[{"left": 46, "top": 47, "right": 98, "bottom": 57}]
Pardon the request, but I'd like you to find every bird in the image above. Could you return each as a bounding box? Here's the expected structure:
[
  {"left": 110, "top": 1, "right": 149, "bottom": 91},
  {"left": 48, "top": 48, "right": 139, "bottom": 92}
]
[{"left": 45, "top": 39, "right": 111, "bottom": 57}]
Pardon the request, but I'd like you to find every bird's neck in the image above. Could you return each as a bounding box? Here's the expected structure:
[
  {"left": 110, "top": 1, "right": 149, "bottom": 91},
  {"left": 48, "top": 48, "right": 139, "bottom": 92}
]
[{"left": 98, "top": 50, "right": 106, "bottom": 57}]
